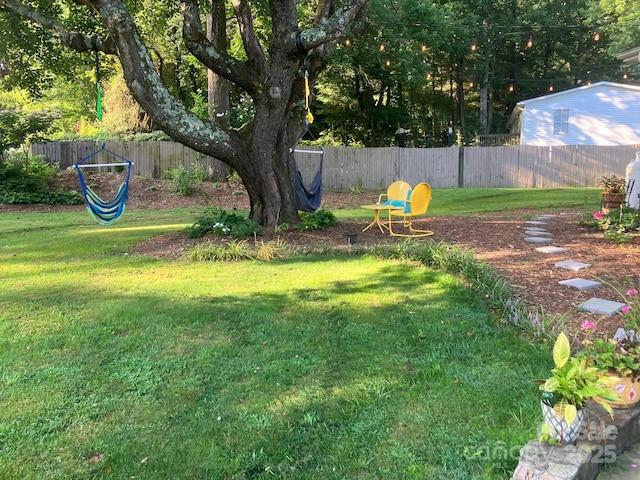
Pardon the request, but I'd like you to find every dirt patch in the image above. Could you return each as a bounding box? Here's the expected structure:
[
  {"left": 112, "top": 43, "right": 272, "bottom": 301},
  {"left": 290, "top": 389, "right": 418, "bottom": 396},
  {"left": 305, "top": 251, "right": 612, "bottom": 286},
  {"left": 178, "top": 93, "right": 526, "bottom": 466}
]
[{"left": 3, "top": 170, "right": 639, "bottom": 339}]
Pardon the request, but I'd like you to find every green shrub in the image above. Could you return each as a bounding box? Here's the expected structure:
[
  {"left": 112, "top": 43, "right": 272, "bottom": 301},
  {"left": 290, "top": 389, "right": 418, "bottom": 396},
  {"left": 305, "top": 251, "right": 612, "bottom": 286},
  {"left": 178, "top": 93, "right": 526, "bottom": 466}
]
[
  {"left": 164, "top": 164, "right": 207, "bottom": 195},
  {"left": 0, "top": 151, "right": 82, "bottom": 205},
  {"left": 297, "top": 207, "right": 337, "bottom": 231},
  {"left": 580, "top": 207, "right": 640, "bottom": 243},
  {"left": 187, "top": 207, "right": 261, "bottom": 239}
]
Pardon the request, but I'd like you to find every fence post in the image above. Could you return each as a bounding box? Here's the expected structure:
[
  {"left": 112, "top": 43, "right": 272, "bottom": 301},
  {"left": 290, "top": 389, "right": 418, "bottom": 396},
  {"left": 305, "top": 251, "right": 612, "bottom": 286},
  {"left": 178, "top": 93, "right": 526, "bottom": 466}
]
[{"left": 457, "top": 147, "right": 464, "bottom": 188}]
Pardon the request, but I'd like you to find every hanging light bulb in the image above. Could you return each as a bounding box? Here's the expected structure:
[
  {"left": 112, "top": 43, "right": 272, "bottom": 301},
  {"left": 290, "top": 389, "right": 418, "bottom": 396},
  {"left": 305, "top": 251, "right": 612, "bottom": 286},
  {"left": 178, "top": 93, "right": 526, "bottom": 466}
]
[
  {"left": 624, "top": 73, "right": 629, "bottom": 80},
  {"left": 379, "top": 44, "right": 385, "bottom": 52},
  {"left": 549, "top": 84, "right": 554, "bottom": 92},
  {"left": 421, "top": 45, "right": 427, "bottom": 52},
  {"left": 385, "top": 60, "right": 391, "bottom": 67},
  {"left": 509, "top": 84, "right": 515, "bottom": 93},
  {"left": 471, "top": 43, "right": 477, "bottom": 51},
  {"left": 345, "top": 39, "right": 351, "bottom": 47},
  {"left": 527, "top": 37, "right": 533, "bottom": 48},
  {"left": 469, "top": 80, "right": 474, "bottom": 88},
  {"left": 594, "top": 31, "right": 600, "bottom": 41}
]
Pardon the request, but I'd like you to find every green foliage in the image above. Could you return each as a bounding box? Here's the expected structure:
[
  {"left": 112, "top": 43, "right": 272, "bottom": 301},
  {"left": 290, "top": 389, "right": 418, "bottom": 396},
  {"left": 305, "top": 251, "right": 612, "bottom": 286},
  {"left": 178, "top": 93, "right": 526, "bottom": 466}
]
[
  {"left": 578, "top": 338, "right": 640, "bottom": 377},
  {"left": 164, "top": 164, "right": 206, "bottom": 195},
  {"left": 182, "top": 239, "right": 254, "bottom": 261},
  {"left": 0, "top": 151, "right": 82, "bottom": 205},
  {"left": 539, "top": 332, "right": 619, "bottom": 422},
  {"left": 580, "top": 207, "right": 640, "bottom": 243},
  {"left": 0, "top": 107, "right": 60, "bottom": 153},
  {"left": 297, "top": 207, "right": 337, "bottom": 231},
  {"left": 187, "top": 207, "right": 261, "bottom": 239}
]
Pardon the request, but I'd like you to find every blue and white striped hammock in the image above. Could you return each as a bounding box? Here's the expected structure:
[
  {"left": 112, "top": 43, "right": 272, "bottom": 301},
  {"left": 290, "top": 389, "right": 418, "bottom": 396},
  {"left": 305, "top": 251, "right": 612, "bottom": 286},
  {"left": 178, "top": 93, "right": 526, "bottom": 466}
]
[{"left": 75, "top": 143, "right": 133, "bottom": 226}]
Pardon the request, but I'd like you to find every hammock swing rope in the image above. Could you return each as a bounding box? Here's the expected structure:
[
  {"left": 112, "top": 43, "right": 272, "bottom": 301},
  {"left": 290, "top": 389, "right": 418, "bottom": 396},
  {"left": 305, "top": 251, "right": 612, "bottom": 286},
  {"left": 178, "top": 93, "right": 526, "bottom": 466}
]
[
  {"left": 75, "top": 40, "right": 134, "bottom": 226},
  {"left": 291, "top": 35, "right": 324, "bottom": 213}
]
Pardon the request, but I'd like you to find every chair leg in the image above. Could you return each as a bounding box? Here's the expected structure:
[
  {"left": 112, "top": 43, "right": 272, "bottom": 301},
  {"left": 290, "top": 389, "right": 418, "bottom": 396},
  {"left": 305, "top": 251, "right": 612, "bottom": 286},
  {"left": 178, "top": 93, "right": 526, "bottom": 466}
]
[{"left": 388, "top": 214, "right": 434, "bottom": 237}]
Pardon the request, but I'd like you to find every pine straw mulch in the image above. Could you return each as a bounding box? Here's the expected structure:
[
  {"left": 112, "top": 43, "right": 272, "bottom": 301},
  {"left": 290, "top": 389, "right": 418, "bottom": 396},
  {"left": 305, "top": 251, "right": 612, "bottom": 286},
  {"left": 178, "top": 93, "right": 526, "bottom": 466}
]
[{"left": 3, "top": 170, "right": 640, "bottom": 341}]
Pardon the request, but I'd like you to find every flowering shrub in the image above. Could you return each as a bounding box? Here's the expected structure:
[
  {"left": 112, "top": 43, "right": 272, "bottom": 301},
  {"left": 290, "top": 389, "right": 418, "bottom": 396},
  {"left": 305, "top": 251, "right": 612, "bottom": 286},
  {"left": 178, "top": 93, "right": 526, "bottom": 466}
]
[
  {"left": 620, "top": 287, "right": 640, "bottom": 333},
  {"left": 581, "top": 207, "right": 640, "bottom": 243}
]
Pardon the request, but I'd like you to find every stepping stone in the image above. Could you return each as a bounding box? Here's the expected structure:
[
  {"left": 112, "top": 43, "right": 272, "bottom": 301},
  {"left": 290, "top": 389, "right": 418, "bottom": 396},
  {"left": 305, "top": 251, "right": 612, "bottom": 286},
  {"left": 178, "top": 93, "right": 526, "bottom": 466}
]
[
  {"left": 525, "top": 227, "right": 547, "bottom": 232},
  {"left": 525, "top": 230, "right": 551, "bottom": 236},
  {"left": 558, "top": 278, "right": 602, "bottom": 291},
  {"left": 579, "top": 298, "right": 627, "bottom": 315},
  {"left": 524, "top": 236, "right": 552, "bottom": 243},
  {"left": 537, "top": 214, "right": 557, "bottom": 219},
  {"left": 555, "top": 260, "right": 591, "bottom": 271},
  {"left": 536, "top": 246, "right": 568, "bottom": 254},
  {"left": 526, "top": 220, "right": 548, "bottom": 225}
]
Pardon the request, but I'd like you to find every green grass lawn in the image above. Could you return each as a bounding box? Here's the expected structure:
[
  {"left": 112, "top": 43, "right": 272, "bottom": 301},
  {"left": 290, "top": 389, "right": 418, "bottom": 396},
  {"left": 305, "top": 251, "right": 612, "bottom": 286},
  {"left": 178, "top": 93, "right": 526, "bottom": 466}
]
[{"left": 0, "top": 188, "right": 596, "bottom": 479}]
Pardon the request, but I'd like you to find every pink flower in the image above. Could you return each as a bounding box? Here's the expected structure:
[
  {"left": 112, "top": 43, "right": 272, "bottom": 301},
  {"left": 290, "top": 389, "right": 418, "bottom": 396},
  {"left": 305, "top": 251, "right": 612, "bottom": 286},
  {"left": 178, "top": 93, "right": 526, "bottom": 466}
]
[
  {"left": 627, "top": 289, "right": 639, "bottom": 296},
  {"left": 581, "top": 320, "right": 596, "bottom": 330},
  {"left": 621, "top": 305, "right": 632, "bottom": 313},
  {"left": 593, "top": 212, "right": 604, "bottom": 220}
]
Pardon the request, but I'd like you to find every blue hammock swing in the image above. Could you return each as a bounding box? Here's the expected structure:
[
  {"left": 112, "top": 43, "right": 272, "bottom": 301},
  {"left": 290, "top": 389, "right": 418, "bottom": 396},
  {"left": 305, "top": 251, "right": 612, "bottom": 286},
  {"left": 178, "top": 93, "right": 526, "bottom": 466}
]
[
  {"left": 75, "top": 144, "right": 133, "bottom": 226},
  {"left": 75, "top": 42, "right": 134, "bottom": 226}
]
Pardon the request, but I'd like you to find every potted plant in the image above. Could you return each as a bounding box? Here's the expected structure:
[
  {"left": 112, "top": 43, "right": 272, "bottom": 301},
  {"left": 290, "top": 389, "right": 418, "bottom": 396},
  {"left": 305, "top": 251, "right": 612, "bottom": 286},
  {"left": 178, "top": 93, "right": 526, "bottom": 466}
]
[
  {"left": 578, "top": 337, "right": 640, "bottom": 408},
  {"left": 537, "top": 332, "right": 620, "bottom": 445},
  {"left": 600, "top": 174, "right": 626, "bottom": 211}
]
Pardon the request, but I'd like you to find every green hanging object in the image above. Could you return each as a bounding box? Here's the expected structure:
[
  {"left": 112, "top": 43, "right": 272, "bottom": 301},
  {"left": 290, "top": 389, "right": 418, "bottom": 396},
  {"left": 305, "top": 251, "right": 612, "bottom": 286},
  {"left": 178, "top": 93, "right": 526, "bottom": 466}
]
[{"left": 96, "top": 83, "right": 103, "bottom": 122}]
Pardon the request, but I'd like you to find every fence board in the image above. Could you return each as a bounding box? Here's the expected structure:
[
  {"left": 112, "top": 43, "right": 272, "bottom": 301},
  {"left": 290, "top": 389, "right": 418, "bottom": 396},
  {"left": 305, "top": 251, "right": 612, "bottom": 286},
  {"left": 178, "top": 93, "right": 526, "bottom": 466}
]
[{"left": 31, "top": 141, "right": 640, "bottom": 190}]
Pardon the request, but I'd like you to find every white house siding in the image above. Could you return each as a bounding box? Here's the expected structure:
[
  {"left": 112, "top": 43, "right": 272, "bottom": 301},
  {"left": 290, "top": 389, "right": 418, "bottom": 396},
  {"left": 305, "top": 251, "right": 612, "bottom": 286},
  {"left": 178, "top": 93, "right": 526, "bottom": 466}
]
[{"left": 516, "top": 82, "right": 640, "bottom": 146}]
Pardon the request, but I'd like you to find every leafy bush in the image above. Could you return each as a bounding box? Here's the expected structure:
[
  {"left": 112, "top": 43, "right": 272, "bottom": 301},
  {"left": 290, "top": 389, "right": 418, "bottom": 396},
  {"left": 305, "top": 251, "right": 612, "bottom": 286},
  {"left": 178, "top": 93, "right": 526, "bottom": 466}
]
[
  {"left": 187, "top": 207, "right": 261, "bottom": 239},
  {"left": 164, "top": 164, "right": 207, "bottom": 195},
  {"left": 0, "top": 151, "right": 82, "bottom": 205},
  {"left": 580, "top": 207, "right": 640, "bottom": 243},
  {"left": 297, "top": 207, "right": 337, "bottom": 231}
]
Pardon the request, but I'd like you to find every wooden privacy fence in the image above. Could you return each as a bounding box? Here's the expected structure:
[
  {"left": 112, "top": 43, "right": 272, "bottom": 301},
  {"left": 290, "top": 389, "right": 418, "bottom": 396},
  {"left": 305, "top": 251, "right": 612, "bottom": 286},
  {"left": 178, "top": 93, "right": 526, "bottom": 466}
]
[{"left": 32, "top": 141, "right": 640, "bottom": 190}]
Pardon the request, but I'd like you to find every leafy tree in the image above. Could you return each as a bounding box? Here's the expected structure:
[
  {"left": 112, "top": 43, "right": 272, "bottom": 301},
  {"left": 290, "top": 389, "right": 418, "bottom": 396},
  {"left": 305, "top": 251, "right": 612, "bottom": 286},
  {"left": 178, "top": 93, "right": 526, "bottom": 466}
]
[
  {"left": 0, "top": 0, "right": 368, "bottom": 228},
  {"left": 0, "top": 107, "right": 60, "bottom": 155}
]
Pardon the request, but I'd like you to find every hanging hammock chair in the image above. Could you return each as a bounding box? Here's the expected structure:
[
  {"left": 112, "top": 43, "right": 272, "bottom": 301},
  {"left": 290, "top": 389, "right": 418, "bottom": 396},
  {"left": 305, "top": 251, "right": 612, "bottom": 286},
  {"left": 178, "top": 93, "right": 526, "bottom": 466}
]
[
  {"left": 291, "top": 142, "right": 324, "bottom": 213},
  {"left": 75, "top": 144, "right": 133, "bottom": 226}
]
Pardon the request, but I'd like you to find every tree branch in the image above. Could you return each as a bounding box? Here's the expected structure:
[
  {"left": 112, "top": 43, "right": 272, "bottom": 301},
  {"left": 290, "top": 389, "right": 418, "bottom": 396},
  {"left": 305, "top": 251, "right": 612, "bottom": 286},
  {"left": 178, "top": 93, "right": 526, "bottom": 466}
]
[
  {"left": 296, "top": 0, "right": 368, "bottom": 52},
  {"left": 181, "top": 0, "right": 263, "bottom": 96},
  {"left": 0, "top": 0, "right": 117, "bottom": 54},
  {"left": 231, "top": 0, "right": 268, "bottom": 77}
]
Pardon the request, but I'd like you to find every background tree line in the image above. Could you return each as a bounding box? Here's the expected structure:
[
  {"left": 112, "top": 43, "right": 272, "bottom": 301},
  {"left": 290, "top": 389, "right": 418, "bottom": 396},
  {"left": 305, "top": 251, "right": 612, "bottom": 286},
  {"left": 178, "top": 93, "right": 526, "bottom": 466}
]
[{"left": 1, "top": 0, "right": 639, "bottom": 152}]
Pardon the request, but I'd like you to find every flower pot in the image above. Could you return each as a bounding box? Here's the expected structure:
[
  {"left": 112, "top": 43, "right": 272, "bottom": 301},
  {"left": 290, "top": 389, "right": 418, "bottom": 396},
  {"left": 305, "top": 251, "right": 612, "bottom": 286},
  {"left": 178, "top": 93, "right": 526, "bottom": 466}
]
[
  {"left": 541, "top": 401, "right": 585, "bottom": 445},
  {"left": 602, "top": 192, "right": 624, "bottom": 210},
  {"left": 607, "top": 373, "right": 640, "bottom": 408}
]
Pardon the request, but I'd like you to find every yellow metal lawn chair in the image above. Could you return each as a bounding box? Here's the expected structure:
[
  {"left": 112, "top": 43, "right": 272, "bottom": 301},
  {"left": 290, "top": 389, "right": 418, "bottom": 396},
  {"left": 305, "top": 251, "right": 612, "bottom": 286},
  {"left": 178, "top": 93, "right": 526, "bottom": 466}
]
[{"left": 388, "top": 182, "right": 434, "bottom": 237}]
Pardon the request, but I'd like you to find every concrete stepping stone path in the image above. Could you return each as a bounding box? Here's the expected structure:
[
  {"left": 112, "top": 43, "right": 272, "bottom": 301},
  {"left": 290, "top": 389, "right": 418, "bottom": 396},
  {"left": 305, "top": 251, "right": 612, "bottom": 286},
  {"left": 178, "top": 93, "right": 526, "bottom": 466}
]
[
  {"left": 524, "top": 236, "right": 552, "bottom": 243},
  {"left": 536, "top": 245, "right": 568, "bottom": 254},
  {"left": 555, "top": 260, "right": 591, "bottom": 271},
  {"left": 579, "top": 297, "right": 627, "bottom": 315},
  {"left": 558, "top": 278, "right": 602, "bottom": 291}
]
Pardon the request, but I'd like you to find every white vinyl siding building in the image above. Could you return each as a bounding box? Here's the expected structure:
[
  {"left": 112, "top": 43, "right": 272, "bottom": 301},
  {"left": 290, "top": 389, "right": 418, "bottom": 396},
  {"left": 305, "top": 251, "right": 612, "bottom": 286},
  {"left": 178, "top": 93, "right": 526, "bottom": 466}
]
[{"left": 507, "top": 81, "right": 640, "bottom": 146}]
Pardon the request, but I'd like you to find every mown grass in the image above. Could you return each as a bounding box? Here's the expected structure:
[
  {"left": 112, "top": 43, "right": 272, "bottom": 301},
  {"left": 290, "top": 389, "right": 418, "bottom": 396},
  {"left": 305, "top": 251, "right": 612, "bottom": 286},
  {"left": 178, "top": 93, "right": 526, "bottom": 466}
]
[{"left": 0, "top": 188, "right": 593, "bottom": 479}]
